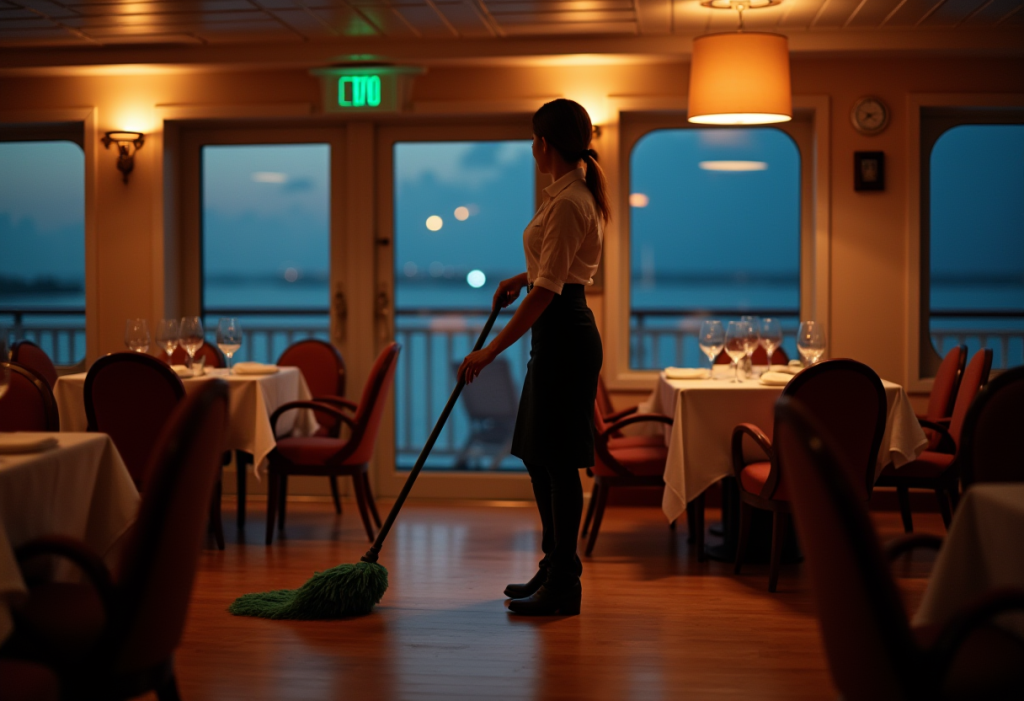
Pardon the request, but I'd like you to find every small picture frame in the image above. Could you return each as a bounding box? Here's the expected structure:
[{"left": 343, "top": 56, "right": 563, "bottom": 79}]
[{"left": 854, "top": 151, "right": 885, "bottom": 192}]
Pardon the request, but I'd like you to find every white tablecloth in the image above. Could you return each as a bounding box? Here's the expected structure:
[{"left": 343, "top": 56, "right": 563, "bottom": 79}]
[
  {"left": 641, "top": 373, "right": 928, "bottom": 523},
  {"left": 914, "top": 484, "right": 1024, "bottom": 639},
  {"left": 54, "top": 366, "right": 317, "bottom": 476},
  {"left": 0, "top": 432, "right": 139, "bottom": 644}
]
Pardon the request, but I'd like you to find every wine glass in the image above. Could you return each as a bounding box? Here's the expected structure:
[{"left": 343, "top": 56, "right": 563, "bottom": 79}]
[
  {"left": 157, "top": 319, "right": 180, "bottom": 362},
  {"left": 740, "top": 316, "right": 761, "bottom": 377},
  {"left": 724, "top": 320, "right": 750, "bottom": 383},
  {"left": 216, "top": 318, "right": 242, "bottom": 373},
  {"left": 760, "top": 318, "right": 784, "bottom": 370},
  {"left": 797, "top": 321, "right": 827, "bottom": 366},
  {"left": 125, "top": 319, "right": 150, "bottom": 354},
  {"left": 698, "top": 320, "right": 725, "bottom": 379},
  {"left": 179, "top": 316, "right": 205, "bottom": 369}
]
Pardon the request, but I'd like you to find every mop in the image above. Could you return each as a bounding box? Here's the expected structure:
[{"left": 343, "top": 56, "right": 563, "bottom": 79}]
[{"left": 230, "top": 299, "right": 505, "bottom": 619}]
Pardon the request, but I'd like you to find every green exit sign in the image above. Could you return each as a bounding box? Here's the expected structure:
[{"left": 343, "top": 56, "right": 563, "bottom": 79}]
[{"left": 312, "top": 66, "right": 425, "bottom": 114}]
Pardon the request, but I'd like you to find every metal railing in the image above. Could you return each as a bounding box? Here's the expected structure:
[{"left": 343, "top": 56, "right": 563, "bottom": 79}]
[
  {"left": 930, "top": 310, "right": 1024, "bottom": 370},
  {"left": 0, "top": 308, "right": 86, "bottom": 367}
]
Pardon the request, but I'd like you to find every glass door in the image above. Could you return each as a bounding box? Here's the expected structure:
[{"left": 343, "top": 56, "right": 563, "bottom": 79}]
[{"left": 374, "top": 122, "right": 539, "bottom": 499}]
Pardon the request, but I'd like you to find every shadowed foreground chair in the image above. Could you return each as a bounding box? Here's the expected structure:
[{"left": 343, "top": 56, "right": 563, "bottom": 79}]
[
  {"left": 582, "top": 402, "right": 673, "bottom": 556},
  {"left": 776, "top": 396, "right": 1024, "bottom": 701},
  {"left": 732, "top": 359, "right": 887, "bottom": 592},
  {"left": 10, "top": 340, "right": 58, "bottom": 390},
  {"left": 265, "top": 342, "right": 400, "bottom": 544},
  {"left": 12, "top": 380, "right": 229, "bottom": 701},
  {"left": 0, "top": 659, "right": 60, "bottom": 701},
  {"left": 958, "top": 364, "right": 1024, "bottom": 488},
  {"left": 0, "top": 362, "right": 60, "bottom": 432},
  {"left": 918, "top": 346, "right": 967, "bottom": 451},
  {"left": 875, "top": 349, "right": 993, "bottom": 532}
]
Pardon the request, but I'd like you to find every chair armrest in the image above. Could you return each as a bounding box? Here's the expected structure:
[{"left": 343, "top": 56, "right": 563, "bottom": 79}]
[
  {"left": 15, "top": 536, "right": 117, "bottom": 615},
  {"left": 270, "top": 401, "right": 355, "bottom": 437},
  {"left": 731, "top": 423, "right": 773, "bottom": 476},
  {"left": 926, "top": 587, "right": 1024, "bottom": 681},
  {"left": 918, "top": 419, "right": 956, "bottom": 453},
  {"left": 313, "top": 395, "right": 358, "bottom": 412},
  {"left": 885, "top": 533, "right": 944, "bottom": 561},
  {"left": 600, "top": 413, "right": 672, "bottom": 438},
  {"left": 604, "top": 405, "right": 639, "bottom": 422}
]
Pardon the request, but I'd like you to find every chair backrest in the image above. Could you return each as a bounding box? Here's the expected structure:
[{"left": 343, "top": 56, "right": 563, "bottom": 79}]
[
  {"left": 84, "top": 353, "right": 186, "bottom": 489},
  {"left": 278, "top": 339, "right": 346, "bottom": 397},
  {"left": 344, "top": 343, "right": 401, "bottom": 465},
  {"left": 108, "top": 380, "right": 228, "bottom": 676},
  {"left": 10, "top": 340, "right": 58, "bottom": 390},
  {"left": 947, "top": 348, "right": 993, "bottom": 449},
  {"left": 0, "top": 362, "right": 60, "bottom": 431},
  {"left": 775, "top": 397, "right": 920, "bottom": 700},
  {"left": 451, "top": 357, "right": 518, "bottom": 421},
  {"left": 770, "top": 359, "right": 887, "bottom": 498},
  {"left": 169, "top": 342, "right": 225, "bottom": 369},
  {"left": 751, "top": 346, "right": 789, "bottom": 366},
  {"left": 926, "top": 345, "right": 966, "bottom": 423},
  {"left": 958, "top": 365, "right": 1024, "bottom": 487}
]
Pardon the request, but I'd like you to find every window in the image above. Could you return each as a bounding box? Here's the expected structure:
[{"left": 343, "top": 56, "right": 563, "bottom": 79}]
[
  {"left": 927, "top": 125, "right": 1024, "bottom": 371},
  {"left": 628, "top": 128, "right": 801, "bottom": 369},
  {"left": 393, "top": 140, "right": 534, "bottom": 471},
  {"left": 200, "top": 143, "right": 331, "bottom": 362},
  {"left": 0, "top": 139, "right": 85, "bottom": 366}
]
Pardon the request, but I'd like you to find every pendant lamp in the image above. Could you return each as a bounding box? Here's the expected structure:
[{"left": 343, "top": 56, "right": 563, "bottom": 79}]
[{"left": 688, "top": 2, "right": 792, "bottom": 125}]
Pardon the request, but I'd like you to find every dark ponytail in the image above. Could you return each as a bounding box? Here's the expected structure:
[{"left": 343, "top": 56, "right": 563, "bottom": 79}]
[{"left": 532, "top": 99, "right": 611, "bottom": 224}]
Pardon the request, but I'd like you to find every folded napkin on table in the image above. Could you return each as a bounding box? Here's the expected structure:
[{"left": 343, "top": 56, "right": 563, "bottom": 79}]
[
  {"left": 664, "top": 367, "right": 708, "bottom": 380},
  {"left": 171, "top": 364, "right": 193, "bottom": 378},
  {"left": 760, "top": 372, "right": 794, "bottom": 387},
  {"left": 0, "top": 433, "right": 59, "bottom": 454},
  {"left": 768, "top": 365, "right": 800, "bottom": 375},
  {"left": 232, "top": 362, "right": 279, "bottom": 376}
]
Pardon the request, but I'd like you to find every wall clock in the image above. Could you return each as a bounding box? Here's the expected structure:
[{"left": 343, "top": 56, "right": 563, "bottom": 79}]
[{"left": 850, "top": 96, "right": 890, "bottom": 135}]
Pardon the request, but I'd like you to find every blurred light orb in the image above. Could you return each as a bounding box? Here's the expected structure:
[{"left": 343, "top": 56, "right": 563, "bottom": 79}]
[
  {"left": 429, "top": 261, "right": 445, "bottom": 278},
  {"left": 426, "top": 215, "right": 443, "bottom": 231},
  {"left": 403, "top": 261, "right": 418, "bottom": 277},
  {"left": 629, "top": 193, "right": 650, "bottom": 208},
  {"left": 284, "top": 267, "right": 299, "bottom": 282},
  {"left": 454, "top": 206, "right": 470, "bottom": 221},
  {"left": 466, "top": 270, "right": 486, "bottom": 288}
]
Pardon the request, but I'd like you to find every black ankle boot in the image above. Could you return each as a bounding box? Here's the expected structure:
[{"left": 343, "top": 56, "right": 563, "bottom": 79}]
[
  {"left": 504, "top": 569, "right": 547, "bottom": 599},
  {"left": 507, "top": 580, "right": 581, "bottom": 616}
]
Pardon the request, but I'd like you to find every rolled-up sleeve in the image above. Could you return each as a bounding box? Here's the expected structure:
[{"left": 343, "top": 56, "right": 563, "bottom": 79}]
[{"left": 533, "top": 199, "right": 587, "bottom": 295}]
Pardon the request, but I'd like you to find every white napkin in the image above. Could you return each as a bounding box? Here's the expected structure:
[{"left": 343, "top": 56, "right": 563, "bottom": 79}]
[
  {"left": 760, "top": 372, "right": 794, "bottom": 386},
  {"left": 768, "top": 365, "right": 800, "bottom": 375},
  {"left": 171, "top": 365, "right": 193, "bottom": 378},
  {"left": 0, "top": 433, "right": 59, "bottom": 454},
  {"left": 232, "top": 362, "right": 279, "bottom": 376},
  {"left": 664, "top": 367, "right": 708, "bottom": 380}
]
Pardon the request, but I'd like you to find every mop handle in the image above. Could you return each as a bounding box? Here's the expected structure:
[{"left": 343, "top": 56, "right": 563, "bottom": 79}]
[{"left": 362, "top": 297, "right": 506, "bottom": 563}]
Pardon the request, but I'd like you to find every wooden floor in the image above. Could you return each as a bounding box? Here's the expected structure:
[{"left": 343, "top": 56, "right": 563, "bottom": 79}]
[{"left": 170, "top": 497, "right": 945, "bottom": 701}]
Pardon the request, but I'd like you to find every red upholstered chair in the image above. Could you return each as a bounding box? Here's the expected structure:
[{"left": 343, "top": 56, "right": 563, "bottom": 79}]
[
  {"left": 582, "top": 402, "right": 674, "bottom": 556},
  {"left": 276, "top": 339, "right": 352, "bottom": 514},
  {"left": 85, "top": 353, "right": 185, "bottom": 490},
  {"left": 11, "top": 380, "right": 229, "bottom": 700},
  {"left": 0, "top": 659, "right": 60, "bottom": 701},
  {"left": 775, "top": 396, "right": 1024, "bottom": 701},
  {"left": 10, "top": 340, "right": 58, "bottom": 390},
  {"left": 169, "top": 342, "right": 226, "bottom": 369},
  {"left": 0, "top": 362, "right": 60, "bottom": 432},
  {"left": 732, "top": 359, "right": 887, "bottom": 592},
  {"left": 876, "top": 349, "right": 993, "bottom": 532},
  {"left": 264, "top": 342, "right": 400, "bottom": 544},
  {"left": 715, "top": 348, "right": 788, "bottom": 365},
  {"left": 919, "top": 345, "right": 967, "bottom": 450},
  {"left": 958, "top": 364, "right": 1024, "bottom": 488}
]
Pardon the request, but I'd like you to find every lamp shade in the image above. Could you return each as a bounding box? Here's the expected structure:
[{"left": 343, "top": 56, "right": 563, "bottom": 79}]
[{"left": 688, "top": 32, "right": 792, "bottom": 125}]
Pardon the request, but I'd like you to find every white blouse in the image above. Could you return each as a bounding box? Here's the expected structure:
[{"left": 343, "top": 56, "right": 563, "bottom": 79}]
[{"left": 523, "top": 167, "right": 603, "bottom": 295}]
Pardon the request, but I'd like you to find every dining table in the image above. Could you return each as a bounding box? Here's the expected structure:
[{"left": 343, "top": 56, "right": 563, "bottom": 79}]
[
  {"left": 0, "top": 432, "right": 138, "bottom": 645},
  {"left": 913, "top": 483, "right": 1024, "bottom": 640},
  {"left": 53, "top": 365, "right": 318, "bottom": 477}
]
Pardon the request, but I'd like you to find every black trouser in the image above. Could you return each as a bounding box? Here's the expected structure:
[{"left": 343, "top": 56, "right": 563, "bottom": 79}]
[{"left": 526, "top": 461, "right": 584, "bottom": 588}]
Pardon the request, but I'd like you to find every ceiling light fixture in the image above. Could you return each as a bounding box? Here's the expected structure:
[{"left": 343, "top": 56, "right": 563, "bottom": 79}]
[
  {"left": 688, "top": 0, "right": 792, "bottom": 126},
  {"left": 101, "top": 131, "right": 145, "bottom": 183}
]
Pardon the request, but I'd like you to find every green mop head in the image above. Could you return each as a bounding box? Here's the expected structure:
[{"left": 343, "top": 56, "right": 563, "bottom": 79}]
[{"left": 229, "top": 561, "right": 388, "bottom": 619}]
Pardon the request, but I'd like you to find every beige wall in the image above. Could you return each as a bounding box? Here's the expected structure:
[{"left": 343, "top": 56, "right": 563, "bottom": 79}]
[{"left": 2, "top": 55, "right": 1022, "bottom": 406}]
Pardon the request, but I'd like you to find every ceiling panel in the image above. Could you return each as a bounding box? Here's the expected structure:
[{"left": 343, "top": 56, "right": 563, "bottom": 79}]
[
  {"left": 392, "top": 3, "right": 457, "bottom": 36},
  {"left": 844, "top": 0, "right": 902, "bottom": 27},
  {"left": 347, "top": 5, "right": 420, "bottom": 35},
  {"left": 634, "top": 0, "right": 669, "bottom": 33},
  {"left": 433, "top": 1, "right": 497, "bottom": 36},
  {"left": 73, "top": 1, "right": 258, "bottom": 15},
  {"left": 12, "top": 0, "right": 78, "bottom": 16},
  {"left": 275, "top": 7, "right": 381, "bottom": 37},
  {"left": 812, "top": 0, "right": 860, "bottom": 27},
  {"left": 486, "top": 1, "right": 634, "bottom": 12},
  {"left": 777, "top": 0, "right": 826, "bottom": 28},
  {"left": 671, "top": 0, "right": 709, "bottom": 30},
  {"left": 921, "top": 0, "right": 991, "bottom": 26},
  {"left": 492, "top": 9, "right": 635, "bottom": 21},
  {"left": 883, "top": 0, "right": 943, "bottom": 25},
  {"left": 962, "top": 0, "right": 1024, "bottom": 25},
  {"left": 499, "top": 17, "right": 634, "bottom": 30}
]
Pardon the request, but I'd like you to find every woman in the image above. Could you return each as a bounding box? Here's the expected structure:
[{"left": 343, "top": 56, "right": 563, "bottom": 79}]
[{"left": 458, "top": 99, "right": 609, "bottom": 616}]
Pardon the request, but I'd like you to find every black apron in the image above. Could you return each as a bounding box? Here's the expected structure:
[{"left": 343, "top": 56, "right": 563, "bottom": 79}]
[{"left": 511, "top": 284, "right": 603, "bottom": 468}]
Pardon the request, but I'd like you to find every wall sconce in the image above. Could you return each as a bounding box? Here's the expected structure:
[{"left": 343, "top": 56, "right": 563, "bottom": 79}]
[{"left": 101, "top": 131, "right": 145, "bottom": 183}]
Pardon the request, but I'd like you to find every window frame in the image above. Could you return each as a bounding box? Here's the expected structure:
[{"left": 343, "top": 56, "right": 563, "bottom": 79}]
[
  {"left": 906, "top": 94, "right": 1024, "bottom": 392},
  {"left": 604, "top": 97, "right": 830, "bottom": 390}
]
